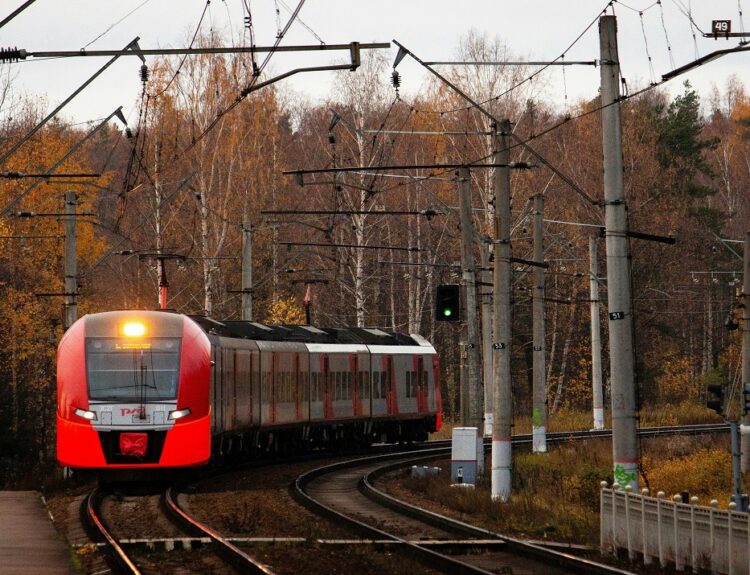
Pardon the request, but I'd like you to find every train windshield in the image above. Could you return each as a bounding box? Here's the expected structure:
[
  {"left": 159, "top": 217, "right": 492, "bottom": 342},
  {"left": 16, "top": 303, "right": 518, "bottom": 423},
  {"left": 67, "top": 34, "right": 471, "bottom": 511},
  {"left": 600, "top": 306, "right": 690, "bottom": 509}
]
[{"left": 86, "top": 338, "right": 181, "bottom": 400}]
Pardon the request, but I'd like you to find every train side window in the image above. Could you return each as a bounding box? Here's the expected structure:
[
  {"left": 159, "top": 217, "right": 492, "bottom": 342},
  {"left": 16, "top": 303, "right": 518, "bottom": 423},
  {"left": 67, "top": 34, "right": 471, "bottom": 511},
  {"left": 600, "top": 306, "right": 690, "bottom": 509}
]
[
  {"left": 405, "top": 371, "right": 412, "bottom": 398},
  {"left": 382, "top": 371, "right": 387, "bottom": 398}
]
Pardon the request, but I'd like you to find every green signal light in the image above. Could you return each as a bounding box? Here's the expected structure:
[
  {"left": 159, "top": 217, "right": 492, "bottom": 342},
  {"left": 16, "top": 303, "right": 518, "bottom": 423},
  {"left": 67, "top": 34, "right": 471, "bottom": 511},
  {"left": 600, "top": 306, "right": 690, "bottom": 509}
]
[{"left": 443, "top": 309, "right": 453, "bottom": 317}]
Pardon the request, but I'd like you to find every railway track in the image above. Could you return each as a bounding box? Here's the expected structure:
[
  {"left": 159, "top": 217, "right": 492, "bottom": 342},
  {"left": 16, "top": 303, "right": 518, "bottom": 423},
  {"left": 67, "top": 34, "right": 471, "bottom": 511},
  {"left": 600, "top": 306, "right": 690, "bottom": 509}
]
[
  {"left": 293, "top": 448, "right": 636, "bottom": 575},
  {"left": 291, "top": 423, "right": 728, "bottom": 575},
  {"left": 77, "top": 423, "right": 726, "bottom": 574},
  {"left": 83, "top": 485, "right": 276, "bottom": 575}
]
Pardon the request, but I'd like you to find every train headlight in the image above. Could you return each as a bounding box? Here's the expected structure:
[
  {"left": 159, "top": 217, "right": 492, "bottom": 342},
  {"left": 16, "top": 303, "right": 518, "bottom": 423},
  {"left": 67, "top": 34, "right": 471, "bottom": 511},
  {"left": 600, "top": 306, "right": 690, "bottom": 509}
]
[
  {"left": 168, "top": 408, "right": 191, "bottom": 420},
  {"left": 74, "top": 407, "right": 97, "bottom": 421},
  {"left": 122, "top": 321, "right": 146, "bottom": 337}
]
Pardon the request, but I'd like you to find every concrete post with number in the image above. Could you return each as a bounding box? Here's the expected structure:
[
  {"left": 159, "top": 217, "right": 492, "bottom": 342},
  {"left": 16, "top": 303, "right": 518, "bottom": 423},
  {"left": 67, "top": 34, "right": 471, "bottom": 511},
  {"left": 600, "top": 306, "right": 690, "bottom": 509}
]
[
  {"left": 491, "top": 120, "right": 513, "bottom": 501},
  {"left": 480, "top": 241, "right": 494, "bottom": 437},
  {"left": 532, "top": 193, "right": 547, "bottom": 452},
  {"left": 458, "top": 166, "right": 484, "bottom": 435},
  {"left": 600, "top": 15, "right": 639, "bottom": 490}
]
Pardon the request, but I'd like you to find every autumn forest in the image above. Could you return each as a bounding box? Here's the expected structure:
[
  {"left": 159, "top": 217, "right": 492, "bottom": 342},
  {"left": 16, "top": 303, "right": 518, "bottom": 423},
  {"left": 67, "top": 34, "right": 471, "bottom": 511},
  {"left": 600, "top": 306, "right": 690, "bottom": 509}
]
[{"left": 0, "top": 32, "right": 746, "bottom": 483}]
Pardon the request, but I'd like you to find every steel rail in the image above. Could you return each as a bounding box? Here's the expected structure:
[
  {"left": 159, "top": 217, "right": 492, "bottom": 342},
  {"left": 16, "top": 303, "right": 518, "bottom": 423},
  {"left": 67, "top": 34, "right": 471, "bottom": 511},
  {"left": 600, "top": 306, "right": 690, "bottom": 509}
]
[
  {"left": 291, "top": 447, "right": 495, "bottom": 575},
  {"left": 163, "top": 485, "right": 277, "bottom": 575},
  {"left": 292, "top": 423, "right": 728, "bottom": 575},
  {"left": 84, "top": 488, "right": 142, "bottom": 575},
  {"left": 361, "top": 460, "right": 634, "bottom": 575}
]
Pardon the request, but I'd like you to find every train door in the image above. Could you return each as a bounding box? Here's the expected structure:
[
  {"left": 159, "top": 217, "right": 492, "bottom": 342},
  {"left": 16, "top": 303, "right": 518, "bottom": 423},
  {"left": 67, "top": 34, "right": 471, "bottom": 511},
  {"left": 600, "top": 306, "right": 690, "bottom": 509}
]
[
  {"left": 271, "top": 352, "right": 279, "bottom": 424},
  {"left": 309, "top": 353, "right": 323, "bottom": 420},
  {"left": 370, "top": 352, "right": 386, "bottom": 417},
  {"left": 432, "top": 354, "right": 442, "bottom": 421},
  {"left": 235, "top": 349, "right": 251, "bottom": 428},
  {"left": 323, "top": 355, "right": 333, "bottom": 419},
  {"left": 259, "top": 348, "right": 272, "bottom": 426},
  {"left": 298, "top": 350, "right": 310, "bottom": 422},
  {"left": 416, "top": 356, "right": 427, "bottom": 413},
  {"left": 294, "top": 353, "right": 302, "bottom": 421},
  {"left": 351, "top": 354, "right": 361, "bottom": 417},
  {"left": 210, "top": 344, "right": 220, "bottom": 432},
  {"left": 384, "top": 355, "right": 398, "bottom": 416},
  {"left": 250, "top": 348, "right": 260, "bottom": 426},
  {"left": 358, "top": 351, "right": 370, "bottom": 417},
  {"left": 222, "top": 348, "right": 236, "bottom": 430}
]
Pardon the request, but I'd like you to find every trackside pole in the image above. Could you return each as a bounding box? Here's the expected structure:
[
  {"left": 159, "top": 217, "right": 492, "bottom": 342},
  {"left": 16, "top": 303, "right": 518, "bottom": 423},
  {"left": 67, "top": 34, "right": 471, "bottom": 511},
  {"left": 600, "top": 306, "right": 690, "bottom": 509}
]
[
  {"left": 480, "top": 241, "right": 494, "bottom": 438},
  {"left": 531, "top": 193, "right": 547, "bottom": 453},
  {"left": 600, "top": 15, "right": 639, "bottom": 490},
  {"left": 741, "top": 230, "right": 750, "bottom": 472},
  {"left": 491, "top": 120, "right": 513, "bottom": 501}
]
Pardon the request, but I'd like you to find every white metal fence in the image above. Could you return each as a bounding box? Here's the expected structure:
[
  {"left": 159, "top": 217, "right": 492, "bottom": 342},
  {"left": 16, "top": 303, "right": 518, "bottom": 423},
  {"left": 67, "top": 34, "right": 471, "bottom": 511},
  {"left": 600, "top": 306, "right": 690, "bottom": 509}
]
[{"left": 601, "top": 483, "right": 749, "bottom": 574}]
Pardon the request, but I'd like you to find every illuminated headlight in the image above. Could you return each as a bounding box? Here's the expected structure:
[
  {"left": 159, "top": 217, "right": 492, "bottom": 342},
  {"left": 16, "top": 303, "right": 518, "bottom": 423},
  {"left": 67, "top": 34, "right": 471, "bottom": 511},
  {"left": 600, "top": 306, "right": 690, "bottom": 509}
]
[
  {"left": 168, "top": 408, "right": 191, "bottom": 420},
  {"left": 122, "top": 321, "right": 146, "bottom": 337},
  {"left": 74, "top": 408, "right": 97, "bottom": 421}
]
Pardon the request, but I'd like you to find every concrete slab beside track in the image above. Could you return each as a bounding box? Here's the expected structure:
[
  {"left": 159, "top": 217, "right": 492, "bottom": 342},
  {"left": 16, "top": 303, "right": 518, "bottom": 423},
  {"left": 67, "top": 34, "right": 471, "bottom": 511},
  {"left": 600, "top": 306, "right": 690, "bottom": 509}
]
[{"left": 0, "top": 491, "right": 75, "bottom": 575}]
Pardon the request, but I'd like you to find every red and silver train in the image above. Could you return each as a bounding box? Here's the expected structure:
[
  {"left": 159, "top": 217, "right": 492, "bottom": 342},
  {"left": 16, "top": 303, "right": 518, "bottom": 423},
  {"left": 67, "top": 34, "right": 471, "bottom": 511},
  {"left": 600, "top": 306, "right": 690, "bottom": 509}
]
[{"left": 57, "top": 310, "right": 442, "bottom": 473}]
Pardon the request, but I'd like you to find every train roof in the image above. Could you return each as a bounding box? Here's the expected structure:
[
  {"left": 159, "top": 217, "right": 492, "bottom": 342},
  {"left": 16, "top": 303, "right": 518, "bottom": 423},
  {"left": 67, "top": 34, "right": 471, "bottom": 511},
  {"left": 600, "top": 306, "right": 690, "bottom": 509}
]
[{"left": 188, "top": 315, "right": 426, "bottom": 347}]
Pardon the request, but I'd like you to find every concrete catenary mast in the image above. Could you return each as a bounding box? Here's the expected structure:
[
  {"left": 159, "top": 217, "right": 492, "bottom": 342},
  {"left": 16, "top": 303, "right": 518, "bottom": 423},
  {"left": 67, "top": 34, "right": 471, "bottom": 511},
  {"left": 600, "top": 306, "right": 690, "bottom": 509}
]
[
  {"left": 491, "top": 120, "right": 513, "bottom": 500},
  {"left": 532, "top": 193, "right": 547, "bottom": 452},
  {"left": 600, "top": 14, "right": 639, "bottom": 490}
]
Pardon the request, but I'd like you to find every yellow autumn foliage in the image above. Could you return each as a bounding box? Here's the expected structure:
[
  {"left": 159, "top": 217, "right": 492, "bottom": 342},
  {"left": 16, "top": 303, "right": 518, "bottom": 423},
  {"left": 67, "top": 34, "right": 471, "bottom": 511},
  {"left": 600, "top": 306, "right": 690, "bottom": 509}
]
[
  {"left": 642, "top": 448, "right": 732, "bottom": 501},
  {"left": 265, "top": 294, "right": 306, "bottom": 325}
]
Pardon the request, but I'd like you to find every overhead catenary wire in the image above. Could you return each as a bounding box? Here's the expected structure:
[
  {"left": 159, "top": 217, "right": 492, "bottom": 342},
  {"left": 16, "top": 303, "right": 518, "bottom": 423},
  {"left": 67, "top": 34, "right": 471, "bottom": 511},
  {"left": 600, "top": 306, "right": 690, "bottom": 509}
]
[
  {"left": 639, "top": 10, "right": 657, "bottom": 84},
  {"left": 393, "top": 1, "right": 610, "bottom": 118},
  {"left": 80, "top": 0, "right": 153, "bottom": 50},
  {"left": 658, "top": 0, "right": 676, "bottom": 68}
]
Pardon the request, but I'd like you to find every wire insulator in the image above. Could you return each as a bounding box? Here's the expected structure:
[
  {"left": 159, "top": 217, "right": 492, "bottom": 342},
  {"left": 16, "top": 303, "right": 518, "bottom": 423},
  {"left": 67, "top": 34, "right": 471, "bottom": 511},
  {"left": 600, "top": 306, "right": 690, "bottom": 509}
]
[
  {"left": 140, "top": 64, "right": 149, "bottom": 83},
  {"left": 125, "top": 128, "right": 134, "bottom": 139},
  {"left": 391, "top": 70, "right": 401, "bottom": 89},
  {"left": 0, "top": 47, "right": 24, "bottom": 62}
]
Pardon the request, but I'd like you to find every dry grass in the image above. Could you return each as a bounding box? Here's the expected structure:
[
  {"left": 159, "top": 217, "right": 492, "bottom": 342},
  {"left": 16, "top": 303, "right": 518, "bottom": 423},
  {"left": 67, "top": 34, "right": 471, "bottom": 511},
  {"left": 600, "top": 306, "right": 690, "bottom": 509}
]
[
  {"left": 398, "top": 428, "right": 739, "bottom": 548},
  {"left": 433, "top": 402, "right": 722, "bottom": 440}
]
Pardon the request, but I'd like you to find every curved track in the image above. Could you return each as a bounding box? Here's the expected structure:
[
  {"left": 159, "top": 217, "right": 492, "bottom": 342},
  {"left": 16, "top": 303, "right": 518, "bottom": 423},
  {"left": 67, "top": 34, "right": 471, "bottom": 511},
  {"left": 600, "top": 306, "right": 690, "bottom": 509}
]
[
  {"left": 291, "top": 423, "right": 728, "bottom": 575},
  {"left": 293, "top": 449, "right": 635, "bottom": 575}
]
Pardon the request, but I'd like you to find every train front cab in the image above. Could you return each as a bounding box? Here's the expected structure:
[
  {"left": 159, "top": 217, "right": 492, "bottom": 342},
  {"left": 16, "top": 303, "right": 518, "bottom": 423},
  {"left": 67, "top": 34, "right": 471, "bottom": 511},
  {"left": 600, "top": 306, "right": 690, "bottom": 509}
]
[{"left": 56, "top": 311, "right": 211, "bottom": 470}]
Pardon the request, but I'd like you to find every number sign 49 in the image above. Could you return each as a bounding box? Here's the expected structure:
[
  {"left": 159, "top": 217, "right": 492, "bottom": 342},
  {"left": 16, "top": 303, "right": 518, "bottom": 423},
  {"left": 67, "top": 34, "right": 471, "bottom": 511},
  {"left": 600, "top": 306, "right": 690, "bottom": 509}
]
[{"left": 712, "top": 20, "right": 731, "bottom": 34}]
